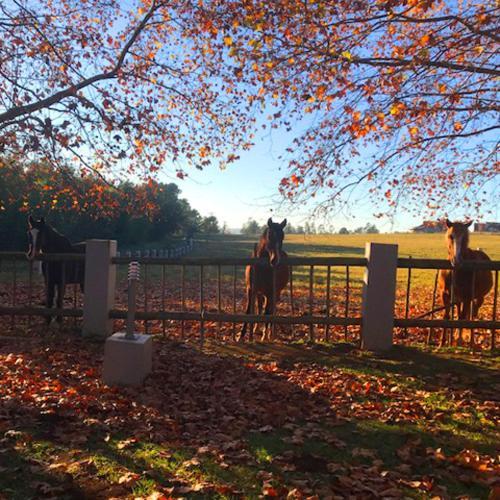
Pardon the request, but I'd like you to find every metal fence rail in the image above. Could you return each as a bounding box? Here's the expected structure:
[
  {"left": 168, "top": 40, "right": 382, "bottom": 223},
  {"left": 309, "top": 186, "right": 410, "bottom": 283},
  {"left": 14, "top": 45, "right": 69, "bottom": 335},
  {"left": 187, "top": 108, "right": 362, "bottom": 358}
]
[
  {"left": 111, "top": 255, "right": 367, "bottom": 343},
  {"left": 395, "top": 257, "right": 499, "bottom": 347},
  {"left": 111, "top": 254, "right": 499, "bottom": 347},
  {"left": 0, "top": 252, "right": 84, "bottom": 326},
  {"left": 1, "top": 247, "right": 498, "bottom": 348}
]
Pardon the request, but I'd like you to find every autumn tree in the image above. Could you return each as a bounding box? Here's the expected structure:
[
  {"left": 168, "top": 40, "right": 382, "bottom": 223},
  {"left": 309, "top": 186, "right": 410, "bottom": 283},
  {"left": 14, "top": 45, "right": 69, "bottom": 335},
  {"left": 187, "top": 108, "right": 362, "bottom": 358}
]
[
  {"left": 215, "top": 0, "right": 499, "bottom": 217},
  {"left": 0, "top": 157, "right": 216, "bottom": 249},
  {"left": 2, "top": 0, "right": 497, "bottom": 218},
  {"left": 0, "top": 0, "right": 253, "bottom": 196}
]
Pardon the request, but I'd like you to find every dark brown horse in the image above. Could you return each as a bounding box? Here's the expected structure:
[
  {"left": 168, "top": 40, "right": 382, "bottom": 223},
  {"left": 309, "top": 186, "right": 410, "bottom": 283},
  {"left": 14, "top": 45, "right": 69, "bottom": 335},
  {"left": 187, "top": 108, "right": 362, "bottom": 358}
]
[
  {"left": 438, "top": 219, "right": 493, "bottom": 347},
  {"left": 27, "top": 216, "right": 85, "bottom": 324},
  {"left": 240, "top": 218, "right": 289, "bottom": 342}
]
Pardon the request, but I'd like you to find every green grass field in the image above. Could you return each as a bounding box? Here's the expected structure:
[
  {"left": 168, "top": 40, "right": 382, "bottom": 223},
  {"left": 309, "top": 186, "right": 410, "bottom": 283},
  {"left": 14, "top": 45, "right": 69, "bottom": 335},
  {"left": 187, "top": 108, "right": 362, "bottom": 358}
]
[
  {"left": 192, "top": 231, "right": 500, "bottom": 260},
  {"left": 188, "top": 231, "right": 500, "bottom": 290}
]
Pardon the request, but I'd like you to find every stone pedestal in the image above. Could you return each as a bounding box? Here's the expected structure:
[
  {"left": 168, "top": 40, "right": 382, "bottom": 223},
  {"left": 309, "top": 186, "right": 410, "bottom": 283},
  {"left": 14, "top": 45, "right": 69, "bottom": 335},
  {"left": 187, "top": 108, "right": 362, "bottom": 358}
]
[{"left": 103, "top": 332, "right": 152, "bottom": 386}]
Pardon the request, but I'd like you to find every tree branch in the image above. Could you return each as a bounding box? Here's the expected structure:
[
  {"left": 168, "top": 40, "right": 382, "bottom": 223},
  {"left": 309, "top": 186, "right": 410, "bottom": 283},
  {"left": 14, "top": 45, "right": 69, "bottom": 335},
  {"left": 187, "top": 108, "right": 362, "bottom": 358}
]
[{"left": 0, "top": 1, "right": 160, "bottom": 125}]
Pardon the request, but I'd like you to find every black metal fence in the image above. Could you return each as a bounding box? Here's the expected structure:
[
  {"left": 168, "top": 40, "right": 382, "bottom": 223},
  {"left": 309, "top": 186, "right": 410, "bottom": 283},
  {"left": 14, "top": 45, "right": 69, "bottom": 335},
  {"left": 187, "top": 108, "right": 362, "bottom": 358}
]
[
  {"left": 0, "top": 252, "right": 84, "bottom": 335},
  {"left": 1, "top": 249, "right": 498, "bottom": 349}
]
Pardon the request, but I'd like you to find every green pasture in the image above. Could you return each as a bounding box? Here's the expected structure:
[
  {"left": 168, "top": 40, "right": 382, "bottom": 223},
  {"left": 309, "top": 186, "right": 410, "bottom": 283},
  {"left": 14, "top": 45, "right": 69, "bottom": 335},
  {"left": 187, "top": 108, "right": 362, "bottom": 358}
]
[
  {"left": 193, "top": 231, "right": 500, "bottom": 260},
  {"left": 185, "top": 232, "right": 500, "bottom": 291}
]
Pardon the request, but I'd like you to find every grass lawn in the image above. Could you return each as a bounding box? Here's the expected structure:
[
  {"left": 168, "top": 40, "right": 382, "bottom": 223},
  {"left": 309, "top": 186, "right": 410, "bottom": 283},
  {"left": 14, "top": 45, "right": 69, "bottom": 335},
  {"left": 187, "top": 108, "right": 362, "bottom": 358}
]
[{"left": 192, "top": 231, "right": 500, "bottom": 260}]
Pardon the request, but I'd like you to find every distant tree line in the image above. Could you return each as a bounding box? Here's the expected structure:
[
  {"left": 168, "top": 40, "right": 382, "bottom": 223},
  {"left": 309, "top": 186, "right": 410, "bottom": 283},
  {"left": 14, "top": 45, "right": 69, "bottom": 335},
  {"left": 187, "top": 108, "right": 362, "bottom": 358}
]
[
  {"left": 241, "top": 218, "right": 378, "bottom": 235},
  {"left": 338, "top": 223, "right": 379, "bottom": 235},
  {"left": 0, "top": 158, "right": 220, "bottom": 250}
]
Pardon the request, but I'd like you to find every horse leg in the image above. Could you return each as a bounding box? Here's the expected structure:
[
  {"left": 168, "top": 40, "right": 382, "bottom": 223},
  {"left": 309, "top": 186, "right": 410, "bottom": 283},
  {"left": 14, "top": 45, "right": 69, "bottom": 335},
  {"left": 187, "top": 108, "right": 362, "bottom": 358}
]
[
  {"left": 249, "top": 293, "right": 260, "bottom": 343},
  {"left": 56, "top": 281, "right": 65, "bottom": 324},
  {"left": 46, "top": 278, "right": 55, "bottom": 325},
  {"left": 263, "top": 294, "right": 273, "bottom": 342},
  {"left": 256, "top": 295, "right": 265, "bottom": 341},
  {"left": 470, "top": 296, "right": 484, "bottom": 349},
  {"left": 472, "top": 296, "right": 484, "bottom": 318},
  {"left": 240, "top": 286, "right": 254, "bottom": 342},
  {"left": 439, "top": 292, "right": 451, "bottom": 348},
  {"left": 455, "top": 302, "right": 465, "bottom": 346}
]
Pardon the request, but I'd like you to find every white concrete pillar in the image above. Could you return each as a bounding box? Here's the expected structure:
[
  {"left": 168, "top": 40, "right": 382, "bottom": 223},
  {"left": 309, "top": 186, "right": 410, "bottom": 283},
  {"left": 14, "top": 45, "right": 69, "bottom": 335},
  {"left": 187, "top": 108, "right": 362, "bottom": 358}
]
[
  {"left": 83, "top": 239, "right": 117, "bottom": 338},
  {"left": 103, "top": 333, "right": 152, "bottom": 386},
  {"left": 361, "top": 242, "right": 398, "bottom": 351}
]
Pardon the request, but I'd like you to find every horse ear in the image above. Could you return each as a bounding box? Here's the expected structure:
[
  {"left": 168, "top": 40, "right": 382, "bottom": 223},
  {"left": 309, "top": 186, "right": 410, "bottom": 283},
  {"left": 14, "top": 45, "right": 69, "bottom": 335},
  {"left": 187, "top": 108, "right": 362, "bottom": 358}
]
[
  {"left": 267, "top": 217, "right": 273, "bottom": 227},
  {"left": 465, "top": 220, "right": 473, "bottom": 228},
  {"left": 280, "top": 219, "right": 287, "bottom": 228},
  {"left": 445, "top": 219, "right": 452, "bottom": 228}
]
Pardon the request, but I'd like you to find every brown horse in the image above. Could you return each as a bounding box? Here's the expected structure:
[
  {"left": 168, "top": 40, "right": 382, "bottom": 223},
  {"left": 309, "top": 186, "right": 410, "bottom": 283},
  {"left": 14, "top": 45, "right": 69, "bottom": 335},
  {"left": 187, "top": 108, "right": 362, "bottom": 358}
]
[
  {"left": 438, "top": 219, "right": 493, "bottom": 347},
  {"left": 240, "top": 218, "right": 289, "bottom": 342}
]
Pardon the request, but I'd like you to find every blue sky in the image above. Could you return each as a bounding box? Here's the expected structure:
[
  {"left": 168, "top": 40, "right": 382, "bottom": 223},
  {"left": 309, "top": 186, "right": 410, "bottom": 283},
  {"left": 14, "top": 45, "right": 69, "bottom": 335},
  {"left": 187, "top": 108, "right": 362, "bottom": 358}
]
[
  {"left": 162, "top": 129, "right": 424, "bottom": 233},
  {"left": 158, "top": 107, "right": 499, "bottom": 233}
]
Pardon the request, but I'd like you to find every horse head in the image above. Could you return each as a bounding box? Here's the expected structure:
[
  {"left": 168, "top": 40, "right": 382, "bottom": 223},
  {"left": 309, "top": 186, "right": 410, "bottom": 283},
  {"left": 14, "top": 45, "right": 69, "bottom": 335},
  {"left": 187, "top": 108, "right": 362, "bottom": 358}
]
[
  {"left": 265, "top": 217, "right": 287, "bottom": 267},
  {"left": 27, "top": 215, "right": 48, "bottom": 260},
  {"left": 445, "top": 219, "right": 472, "bottom": 268}
]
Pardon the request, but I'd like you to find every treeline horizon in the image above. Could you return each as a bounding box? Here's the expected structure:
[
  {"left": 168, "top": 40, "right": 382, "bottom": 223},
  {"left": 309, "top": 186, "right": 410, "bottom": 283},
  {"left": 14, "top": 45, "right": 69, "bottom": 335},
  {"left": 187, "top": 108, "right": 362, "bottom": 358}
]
[
  {"left": 0, "top": 158, "right": 222, "bottom": 251},
  {"left": 240, "top": 218, "right": 379, "bottom": 236}
]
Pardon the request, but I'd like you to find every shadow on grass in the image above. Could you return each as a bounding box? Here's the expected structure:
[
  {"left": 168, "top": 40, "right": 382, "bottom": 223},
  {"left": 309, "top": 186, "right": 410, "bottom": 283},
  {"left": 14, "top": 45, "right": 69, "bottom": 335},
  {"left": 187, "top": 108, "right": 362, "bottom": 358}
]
[
  {"left": 215, "top": 342, "right": 499, "bottom": 399},
  {"left": 0, "top": 338, "right": 496, "bottom": 498},
  {"left": 246, "top": 418, "right": 492, "bottom": 499},
  {"left": 193, "top": 234, "right": 365, "bottom": 259}
]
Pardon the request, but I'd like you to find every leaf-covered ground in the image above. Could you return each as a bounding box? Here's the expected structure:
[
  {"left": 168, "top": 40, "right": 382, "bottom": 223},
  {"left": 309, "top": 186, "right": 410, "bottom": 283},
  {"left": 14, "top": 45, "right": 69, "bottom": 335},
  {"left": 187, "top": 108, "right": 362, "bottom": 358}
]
[{"left": 0, "top": 334, "right": 498, "bottom": 499}]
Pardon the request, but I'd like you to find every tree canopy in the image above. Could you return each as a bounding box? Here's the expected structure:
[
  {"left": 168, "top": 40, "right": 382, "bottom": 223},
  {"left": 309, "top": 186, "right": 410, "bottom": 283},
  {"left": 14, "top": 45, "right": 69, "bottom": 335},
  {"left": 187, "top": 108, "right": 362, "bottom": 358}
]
[
  {"left": 0, "top": 0, "right": 253, "bottom": 186},
  {"left": 0, "top": 0, "right": 497, "bottom": 217},
  {"left": 215, "top": 0, "right": 498, "bottom": 216}
]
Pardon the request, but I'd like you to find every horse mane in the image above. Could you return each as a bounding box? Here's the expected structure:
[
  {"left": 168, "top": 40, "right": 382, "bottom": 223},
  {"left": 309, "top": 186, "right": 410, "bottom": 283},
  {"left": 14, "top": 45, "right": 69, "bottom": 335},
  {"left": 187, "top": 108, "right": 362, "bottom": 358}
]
[
  {"left": 45, "top": 223, "right": 74, "bottom": 251},
  {"left": 254, "top": 228, "right": 270, "bottom": 258}
]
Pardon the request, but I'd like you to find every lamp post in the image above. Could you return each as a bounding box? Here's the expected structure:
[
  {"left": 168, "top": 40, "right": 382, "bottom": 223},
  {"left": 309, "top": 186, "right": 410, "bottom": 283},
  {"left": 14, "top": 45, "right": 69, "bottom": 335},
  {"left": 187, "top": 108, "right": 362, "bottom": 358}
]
[{"left": 125, "top": 261, "right": 140, "bottom": 340}]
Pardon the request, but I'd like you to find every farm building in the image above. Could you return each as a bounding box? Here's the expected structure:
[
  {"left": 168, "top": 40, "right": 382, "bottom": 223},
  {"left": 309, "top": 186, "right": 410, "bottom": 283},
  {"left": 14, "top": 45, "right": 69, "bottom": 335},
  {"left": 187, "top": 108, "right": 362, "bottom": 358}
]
[
  {"left": 474, "top": 222, "right": 500, "bottom": 232},
  {"left": 411, "top": 221, "right": 444, "bottom": 233}
]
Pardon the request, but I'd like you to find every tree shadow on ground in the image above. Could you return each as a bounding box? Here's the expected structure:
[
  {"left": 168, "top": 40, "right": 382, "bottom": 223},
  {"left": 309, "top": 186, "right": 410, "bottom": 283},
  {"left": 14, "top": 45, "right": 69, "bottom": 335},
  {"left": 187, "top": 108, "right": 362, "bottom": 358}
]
[
  {"left": 0, "top": 440, "right": 88, "bottom": 500},
  {"left": 215, "top": 342, "right": 499, "bottom": 401},
  {"left": 0, "top": 338, "right": 496, "bottom": 498}
]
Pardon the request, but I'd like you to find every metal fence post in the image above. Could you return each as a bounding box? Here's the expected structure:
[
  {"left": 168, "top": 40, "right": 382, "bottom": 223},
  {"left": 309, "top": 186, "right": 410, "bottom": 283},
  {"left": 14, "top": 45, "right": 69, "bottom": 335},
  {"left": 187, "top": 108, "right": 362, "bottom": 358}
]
[
  {"left": 361, "top": 242, "right": 398, "bottom": 351},
  {"left": 82, "top": 239, "right": 117, "bottom": 338}
]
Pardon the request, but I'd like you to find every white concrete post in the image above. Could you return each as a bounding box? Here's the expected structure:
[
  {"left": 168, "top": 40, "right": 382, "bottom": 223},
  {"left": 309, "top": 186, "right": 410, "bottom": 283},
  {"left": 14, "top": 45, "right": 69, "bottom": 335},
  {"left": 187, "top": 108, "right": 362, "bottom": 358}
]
[
  {"left": 82, "top": 239, "right": 117, "bottom": 338},
  {"left": 361, "top": 242, "right": 398, "bottom": 351}
]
